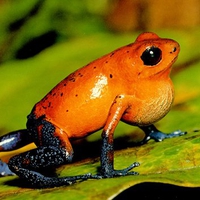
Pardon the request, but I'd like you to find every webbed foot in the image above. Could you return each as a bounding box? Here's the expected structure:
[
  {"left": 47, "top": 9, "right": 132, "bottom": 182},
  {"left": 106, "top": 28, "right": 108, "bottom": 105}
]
[
  {"left": 140, "top": 125, "right": 186, "bottom": 144},
  {"left": 90, "top": 162, "right": 140, "bottom": 179},
  {"left": 0, "top": 159, "right": 15, "bottom": 176},
  {"left": 12, "top": 167, "right": 93, "bottom": 188}
]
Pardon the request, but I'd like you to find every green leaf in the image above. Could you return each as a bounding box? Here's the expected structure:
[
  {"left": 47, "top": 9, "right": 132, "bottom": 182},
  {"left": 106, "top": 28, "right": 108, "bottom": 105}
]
[{"left": 0, "top": 132, "right": 200, "bottom": 199}]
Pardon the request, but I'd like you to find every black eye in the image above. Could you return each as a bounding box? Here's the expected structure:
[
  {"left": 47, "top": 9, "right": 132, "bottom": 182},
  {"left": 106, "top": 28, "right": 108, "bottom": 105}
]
[{"left": 141, "top": 46, "right": 162, "bottom": 66}]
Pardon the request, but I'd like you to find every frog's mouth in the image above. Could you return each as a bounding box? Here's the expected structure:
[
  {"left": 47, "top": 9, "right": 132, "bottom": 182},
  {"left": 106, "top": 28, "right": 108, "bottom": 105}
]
[{"left": 155, "top": 55, "right": 178, "bottom": 76}]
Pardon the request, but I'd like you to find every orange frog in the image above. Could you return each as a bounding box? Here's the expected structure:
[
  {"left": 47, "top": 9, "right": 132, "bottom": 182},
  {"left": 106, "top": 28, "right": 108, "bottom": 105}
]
[{"left": 0, "top": 32, "right": 185, "bottom": 188}]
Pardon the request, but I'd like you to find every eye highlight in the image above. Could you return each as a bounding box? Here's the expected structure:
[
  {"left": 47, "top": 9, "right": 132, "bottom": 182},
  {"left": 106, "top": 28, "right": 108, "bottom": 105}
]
[{"left": 141, "top": 46, "right": 162, "bottom": 66}]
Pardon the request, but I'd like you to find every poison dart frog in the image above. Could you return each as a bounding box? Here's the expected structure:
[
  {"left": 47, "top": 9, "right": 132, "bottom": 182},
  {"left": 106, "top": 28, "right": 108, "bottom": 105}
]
[{"left": 0, "top": 32, "right": 186, "bottom": 188}]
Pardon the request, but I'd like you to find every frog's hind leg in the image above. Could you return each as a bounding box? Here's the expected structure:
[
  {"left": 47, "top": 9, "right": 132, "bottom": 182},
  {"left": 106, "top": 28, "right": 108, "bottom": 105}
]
[
  {"left": 8, "top": 122, "right": 92, "bottom": 188},
  {"left": 0, "top": 129, "right": 33, "bottom": 176},
  {"left": 0, "top": 129, "right": 33, "bottom": 151},
  {"left": 139, "top": 124, "right": 187, "bottom": 144},
  {"left": 0, "top": 160, "right": 15, "bottom": 176},
  {"left": 8, "top": 146, "right": 91, "bottom": 188}
]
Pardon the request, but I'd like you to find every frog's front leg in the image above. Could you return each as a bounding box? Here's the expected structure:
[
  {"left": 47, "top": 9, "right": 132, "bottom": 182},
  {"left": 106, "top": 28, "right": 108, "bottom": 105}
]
[
  {"left": 139, "top": 124, "right": 186, "bottom": 144},
  {"left": 92, "top": 95, "right": 140, "bottom": 179}
]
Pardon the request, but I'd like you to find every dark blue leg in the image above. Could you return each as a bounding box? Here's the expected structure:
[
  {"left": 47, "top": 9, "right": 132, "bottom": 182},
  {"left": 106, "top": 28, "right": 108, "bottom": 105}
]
[
  {"left": 0, "top": 160, "right": 15, "bottom": 176},
  {"left": 5, "top": 118, "right": 93, "bottom": 188},
  {"left": 0, "top": 129, "right": 33, "bottom": 151},
  {"left": 8, "top": 146, "right": 91, "bottom": 188},
  {"left": 0, "top": 129, "right": 33, "bottom": 176},
  {"left": 139, "top": 124, "right": 187, "bottom": 144},
  {"left": 91, "top": 130, "right": 139, "bottom": 179}
]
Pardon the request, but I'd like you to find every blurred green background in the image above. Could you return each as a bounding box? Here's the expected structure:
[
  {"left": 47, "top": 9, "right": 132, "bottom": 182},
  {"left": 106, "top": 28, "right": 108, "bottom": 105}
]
[{"left": 0, "top": 0, "right": 200, "bottom": 138}]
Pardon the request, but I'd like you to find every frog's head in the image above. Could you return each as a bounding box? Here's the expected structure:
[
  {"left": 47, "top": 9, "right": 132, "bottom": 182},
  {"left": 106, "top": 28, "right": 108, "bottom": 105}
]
[{"left": 129, "top": 32, "right": 180, "bottom": 79}]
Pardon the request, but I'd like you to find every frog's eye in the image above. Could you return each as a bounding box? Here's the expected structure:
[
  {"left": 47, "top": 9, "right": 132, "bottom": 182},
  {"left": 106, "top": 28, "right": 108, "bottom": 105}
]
[{"left": 141, "top": 46, "right": 162, "bottom": 66}]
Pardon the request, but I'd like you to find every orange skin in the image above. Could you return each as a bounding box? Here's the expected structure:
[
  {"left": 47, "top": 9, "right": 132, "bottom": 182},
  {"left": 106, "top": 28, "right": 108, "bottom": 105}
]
[
  {"left": 35, "top": 32, "right": 177, "bottom": 140},
  {"left": 0, "top": 32, "right": 185, "bottom": 188}
]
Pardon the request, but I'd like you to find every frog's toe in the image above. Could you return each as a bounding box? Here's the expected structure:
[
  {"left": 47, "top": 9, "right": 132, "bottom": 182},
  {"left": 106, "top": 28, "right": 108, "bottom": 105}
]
[
  {"left": 139, "top": 125, "right": 187, "bottom": 144},
  {"left": 0, "top": 160, "right": 15, "bottom": 176},
  {"left": 149, "top": 130, "right": 187, "bottom": 142},
  {"left": 90, "top": 162, "right": 140, "bottom": 179}
]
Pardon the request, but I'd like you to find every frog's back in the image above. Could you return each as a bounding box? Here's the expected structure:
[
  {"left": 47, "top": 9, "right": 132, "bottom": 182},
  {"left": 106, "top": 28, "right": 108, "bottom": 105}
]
[{"left": 32, "top": 55, "right": 130, "bottom": 138}]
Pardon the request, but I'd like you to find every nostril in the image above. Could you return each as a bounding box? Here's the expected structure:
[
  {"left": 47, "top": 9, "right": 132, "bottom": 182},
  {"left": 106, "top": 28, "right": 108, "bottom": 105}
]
[
  {"left": 170, "top": 47, "right": 177, "bottom": 53},
  {"left": 173, "top": 47, "right": 177, "bottom": 52}
]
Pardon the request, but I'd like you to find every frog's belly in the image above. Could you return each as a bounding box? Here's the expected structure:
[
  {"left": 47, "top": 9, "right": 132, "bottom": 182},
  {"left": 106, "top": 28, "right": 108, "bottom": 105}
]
[
  {"left": 138, "top": 97, "right": 172, "bottom": 125},
  {"left": 122, "top": 93, "right": 173, "bottom": 126}
]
